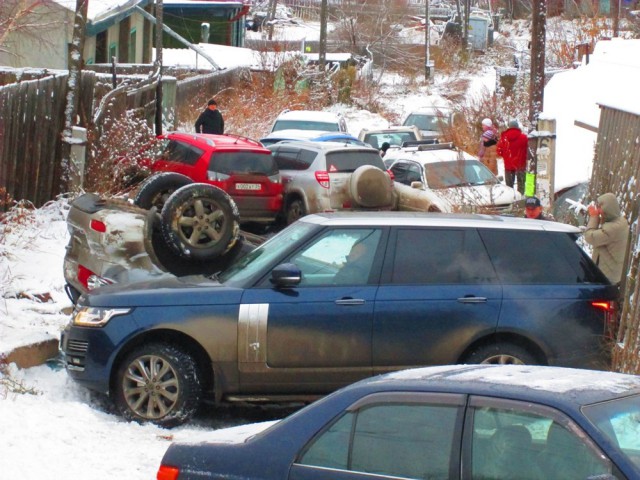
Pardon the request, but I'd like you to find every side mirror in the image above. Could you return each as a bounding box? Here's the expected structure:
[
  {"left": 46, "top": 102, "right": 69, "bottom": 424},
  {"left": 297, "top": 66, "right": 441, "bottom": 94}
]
[
  {"left": 411, "top": 181, "right": 424, "bottom": 189},
  {"left": 270, "top": 263, "right": 302, "bottom": 288},
  {"left": 497, "top": 175, "right": 504, "bottom": 182}
]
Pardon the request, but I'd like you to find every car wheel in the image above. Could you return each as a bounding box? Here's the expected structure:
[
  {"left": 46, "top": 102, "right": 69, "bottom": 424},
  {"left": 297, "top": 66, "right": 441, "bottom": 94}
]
[
  {"left": 349, "top": 165, "right": 393, "bottom": 208},
  {"left": 464, "top": 342, "right": 538, "bottom": 365},
  {"left": 161, "top": 183, "right": 240, "bottom": 260},
  {"left": 133, "top": 172, "right": 193, "bottom": 210},
  {"left": 114, "top": 343, "right": 202, "bottom": 427},
  {"left": 286, "top": 198, "right": 306, "bottom": 225}
]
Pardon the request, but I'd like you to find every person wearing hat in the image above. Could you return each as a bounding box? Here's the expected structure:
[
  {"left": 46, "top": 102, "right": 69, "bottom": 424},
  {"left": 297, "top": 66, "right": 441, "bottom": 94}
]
[
  {"left": 584, "top": 193, "right": 629, "bottom": 284},
  {"left": 497, "top": 119, "right": 528, "bottom": 194},
  {"left": 195, "top": 98, "right": 225, "bottom": 134},
  {"left": 478, "top": 118, "right": 498, "bottom": 175},
  {"left": 524, "top": 196, "right": 553, "bottom": 220}
]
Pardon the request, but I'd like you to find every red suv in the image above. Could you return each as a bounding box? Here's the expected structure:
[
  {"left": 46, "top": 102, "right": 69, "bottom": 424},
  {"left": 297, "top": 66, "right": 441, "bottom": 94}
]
[{"left": 149, "top": 132, "right": 283, "bottom": 222}]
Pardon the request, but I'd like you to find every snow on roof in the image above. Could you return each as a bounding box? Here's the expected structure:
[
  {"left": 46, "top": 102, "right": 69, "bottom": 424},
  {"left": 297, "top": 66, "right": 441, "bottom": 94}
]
[
  {"left": 541, "top": 38, "right": 640, "bottom": 191},
  {"left": 52, "top": 0, "right": 147, "bottom": 23}
]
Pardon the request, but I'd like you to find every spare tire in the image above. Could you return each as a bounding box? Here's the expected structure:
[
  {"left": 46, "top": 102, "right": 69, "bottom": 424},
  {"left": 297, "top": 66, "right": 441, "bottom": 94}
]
[
  {"left": 134, "top": 172, "right": 193, "bottom": 210},
  {"left": 349, "top": 165, "right": 393, "bottom": 208},
  {"left": 160, "top": 183, "right": 240, "bottom": 260}
]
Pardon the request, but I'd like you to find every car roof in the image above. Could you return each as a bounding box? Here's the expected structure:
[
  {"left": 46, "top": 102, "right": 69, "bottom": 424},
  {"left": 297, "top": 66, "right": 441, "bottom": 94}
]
[
  {"left": 261, "top": 129, "right": 328, "bottom": 140},
  {"left": 300, "top": 211, "right": 581, "bottom": 233},
  {"left": 165, "top": 132, "right": 269, "bottom": 152},
  {"left": 268, "top": 140, "right": 378, "bottom": 153},
  {"left": 360, "top": 126, "right": 419, "bottom": 134},
  {"left": 385, "top": 145, "right": 478, "bottom": 163},
  {"left": 275, "top": 110, "right": 341, "bottom": 122},
  {"left": 347, "top": 365, "right": 640, "bottom": 407},
  {"left": 406, "top": 107, "right": 452, "bottom": 115}
]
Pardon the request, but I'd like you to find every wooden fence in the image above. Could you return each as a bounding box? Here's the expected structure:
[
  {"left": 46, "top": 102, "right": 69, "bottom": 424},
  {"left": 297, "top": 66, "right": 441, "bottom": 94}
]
[
  {"left": 0, "top": 66, "right": 241, "bottom": 209},
  {"left": 589, "top": 104, "right": 640, "bottom": 373}
]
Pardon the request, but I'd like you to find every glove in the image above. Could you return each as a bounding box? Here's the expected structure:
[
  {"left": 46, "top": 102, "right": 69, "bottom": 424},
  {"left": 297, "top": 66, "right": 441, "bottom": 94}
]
[{"left": 587, "top": 204, "right": 599, "bottom": 217}]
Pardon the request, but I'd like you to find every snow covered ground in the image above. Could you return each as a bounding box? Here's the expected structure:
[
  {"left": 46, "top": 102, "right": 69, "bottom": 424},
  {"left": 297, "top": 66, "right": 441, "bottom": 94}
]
[{"left": 1, "top": 13, "right": 638, "bottom": 480}]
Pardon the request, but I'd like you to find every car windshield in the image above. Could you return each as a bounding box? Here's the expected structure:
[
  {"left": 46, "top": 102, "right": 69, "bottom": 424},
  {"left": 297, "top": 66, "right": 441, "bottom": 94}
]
[
  {"left": 325, "top": 151, "right": 386, "bottom": 172},
  {"left": 273, "top": 120, "right": 340, "bottom": 132},
  {"left": 582, "top": 393, "right": 640, "bottom": 471},
  {"left": 209, "top": 151, "right": 278, "bottom": 176},
  {"left": 424, "top": 160, "right": 499, "bottom": 189},
  {"left": 218, "top": 221, "right": 318, "bottom": 285},
  {"left": 363, "top": 132, "right": 417, "bottom": 149},
  {"left": 404, "top": 113, "right": 449, "bottom": 132}
]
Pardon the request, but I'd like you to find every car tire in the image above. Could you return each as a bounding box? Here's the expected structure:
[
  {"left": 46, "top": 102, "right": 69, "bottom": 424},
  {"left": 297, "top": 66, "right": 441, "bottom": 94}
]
[
  {"left": 464, "top": 342, "right": 538, "bottom": 365},
  {"left": 160, "top": 183, "right": 240, "bottom": 260},
  {"left": 349, "top": 165, "right": 393, "bottom": 208},
  {"left": 114, "top": 343, "right": 202, "bottom": 427},
  {"left": 286, "top": 198, "right": 306, "bottom": 225},
  {"left": 133, "top": 172, "right": 193, "bottom": 210}
]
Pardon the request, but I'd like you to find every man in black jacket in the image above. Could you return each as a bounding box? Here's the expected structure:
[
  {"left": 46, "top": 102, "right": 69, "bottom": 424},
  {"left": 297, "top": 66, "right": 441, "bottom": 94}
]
[{"left": 195, "top": 98, "right": 224, "bottom": 134}]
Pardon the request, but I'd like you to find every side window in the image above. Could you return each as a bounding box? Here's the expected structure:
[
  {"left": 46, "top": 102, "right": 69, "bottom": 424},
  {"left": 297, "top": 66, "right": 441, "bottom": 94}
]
[
  {"left": 390, "top": 162, "right": 411, "bottom": 185},
  {"left": 161, "top": 140, "right": 203, "bottom": 166},
  {"left": 273, "top": 147, "right": 315, "bottom": 170},
  {"left": 288, "top": 229, "right": 383, "bottom": 286},
  {"left": 479, "top": 230, "right": 582, "bottom": 284},
  {"left": 390, "top": 228, "right": 495, "bottom": 284},
  {"left": 471, "top": 404, "right": 612, "bottom": 480},
  {"left": 299, "top": 402, "right": 459, "bottom": 479}
]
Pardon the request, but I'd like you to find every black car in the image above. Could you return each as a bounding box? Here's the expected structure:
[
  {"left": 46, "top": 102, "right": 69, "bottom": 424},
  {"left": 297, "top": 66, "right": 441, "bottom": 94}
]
[
  {"left": 158, "top": 364, "right": 640, "bottom": 480},
  {"left": 61, "top": 212, "right": 617, "bottom": 427}
]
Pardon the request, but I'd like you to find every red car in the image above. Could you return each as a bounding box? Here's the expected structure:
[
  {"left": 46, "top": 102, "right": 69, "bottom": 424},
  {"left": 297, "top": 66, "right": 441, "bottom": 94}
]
[{"left": 148, "top": 132, "right": 283, "bottom": 223}]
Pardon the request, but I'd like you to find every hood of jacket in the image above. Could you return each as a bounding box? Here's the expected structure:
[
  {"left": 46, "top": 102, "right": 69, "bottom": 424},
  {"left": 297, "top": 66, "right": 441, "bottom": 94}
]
[
  {"left": 598, "top": 192, "right": 621, "bottom": 221},
  {"left": 502, "top": 127, "right": 523, "bottom": 141}
]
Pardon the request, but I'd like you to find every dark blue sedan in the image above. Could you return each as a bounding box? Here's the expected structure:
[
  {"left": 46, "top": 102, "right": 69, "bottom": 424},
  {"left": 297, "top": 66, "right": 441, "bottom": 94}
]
[{"left": 158, "top": 365, "right": 640, "bottom": 480}]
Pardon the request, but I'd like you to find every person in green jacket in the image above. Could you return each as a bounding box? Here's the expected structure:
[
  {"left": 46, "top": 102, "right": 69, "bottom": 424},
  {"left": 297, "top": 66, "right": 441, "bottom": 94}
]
[{"left": 584, "top": 192, "right": 630, "bottom": 284}]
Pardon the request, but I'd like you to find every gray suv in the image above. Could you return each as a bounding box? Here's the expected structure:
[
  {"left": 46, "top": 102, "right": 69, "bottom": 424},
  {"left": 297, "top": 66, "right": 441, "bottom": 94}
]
[{"left": 268, "top": 141, "right": 396, "bottom": 224}]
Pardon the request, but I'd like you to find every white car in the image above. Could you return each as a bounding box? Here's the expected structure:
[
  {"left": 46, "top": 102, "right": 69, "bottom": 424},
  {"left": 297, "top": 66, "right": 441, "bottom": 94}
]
[
  {"left": 402, "top": 106, "right": 456, "bottom": 142},
  {"left": 269, "top": 109, "right": 348, "bottom": 133},
  {"left": 358, "top": 125, "right": 422, "bottom": 150},
  {"left": 384, "top": 143, "right": 522, "bottom": 213}
]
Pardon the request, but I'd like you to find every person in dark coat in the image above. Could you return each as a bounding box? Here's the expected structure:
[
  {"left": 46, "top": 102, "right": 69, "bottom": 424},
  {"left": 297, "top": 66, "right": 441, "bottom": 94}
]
[
  {"left": 195, "top": 98, "right": 224, "bottom": 134},
  {"left": 497, "top": 119, "right": 528, "bottom": 193}
]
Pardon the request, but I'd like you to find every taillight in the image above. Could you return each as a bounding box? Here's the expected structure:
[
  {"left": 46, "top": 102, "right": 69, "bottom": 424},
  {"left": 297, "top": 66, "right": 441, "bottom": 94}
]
[
  {"left": 315, "top": 171, "right": 330, "bottom": 189},
  {"left": 591, "top": 301, "right": 615, "bottom": 312},
  {"left": 77, "top": 265, "right": 96, "bottom": 289},
  {"left": 157, "top": 465, "right": 180, "bottom": 480},
  {"left": 592, "top": 300, "right": 618, "bottom": 338},
  {"left": 387, "top": 169, "right": 395, "bottom": 181},
  {"left": 90, "top": 219, "right": 106, "bottom": 233}
]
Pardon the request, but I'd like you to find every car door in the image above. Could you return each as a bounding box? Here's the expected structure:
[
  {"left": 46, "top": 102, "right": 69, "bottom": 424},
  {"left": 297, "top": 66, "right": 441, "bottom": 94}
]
[
  {"left": 152, "top": 138, "right": 205, "bottom": 179},
  {"left": 389, "top": 160, "right": 442, "bottom": 212},
  {"left": 238, "top": 227, "right": 387, "bottom": 392},
  {"left": 290, "top": 392, "right": 466, "bottom": 480},
  {"left": 372, "top": 227, "right": 502, "bottom": 372},
  {"left": 464, "top": 396, "right": 620, "bottom": 480}
]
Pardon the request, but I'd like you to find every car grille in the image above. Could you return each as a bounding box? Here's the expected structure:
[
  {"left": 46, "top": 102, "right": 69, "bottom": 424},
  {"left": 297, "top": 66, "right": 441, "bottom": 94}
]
[
  {"left": 63, "top": 338, "right": 89, "bottom": 371},
  {"left": 66, "top": 339, "right": 89, "bottom": 354}
]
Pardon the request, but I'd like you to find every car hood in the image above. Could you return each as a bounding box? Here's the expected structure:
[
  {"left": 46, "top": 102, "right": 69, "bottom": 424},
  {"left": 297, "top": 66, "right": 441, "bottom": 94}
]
[
  {"left": 80, "top": 274, "right": 243, "bottom": 308},
  {"left": 436, "top": 183, "right": 522, "bottom": 210}
]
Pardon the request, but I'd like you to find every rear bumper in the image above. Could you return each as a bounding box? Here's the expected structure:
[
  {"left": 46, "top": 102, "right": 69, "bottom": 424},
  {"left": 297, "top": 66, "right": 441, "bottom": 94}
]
[{"left": 233, "top": 195, "right": 283, "bottom": 221}]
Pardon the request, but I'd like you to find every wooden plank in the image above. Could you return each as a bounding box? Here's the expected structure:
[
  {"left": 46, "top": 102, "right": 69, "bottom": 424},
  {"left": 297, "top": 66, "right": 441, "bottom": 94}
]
[{"left": 20, "top": 81, "right": 38, "bottom": 204}]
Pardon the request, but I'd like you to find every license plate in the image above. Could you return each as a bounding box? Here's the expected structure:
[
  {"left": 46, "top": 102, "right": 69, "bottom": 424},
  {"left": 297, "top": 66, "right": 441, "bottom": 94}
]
[{"left": 235, "top": 183, "right": 261, "bottom": 191}]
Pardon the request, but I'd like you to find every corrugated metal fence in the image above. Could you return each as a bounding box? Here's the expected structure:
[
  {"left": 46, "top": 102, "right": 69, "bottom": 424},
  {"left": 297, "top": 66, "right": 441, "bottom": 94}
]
[{"left": 589, "top": 104, "right": 640, "bottom": 373}]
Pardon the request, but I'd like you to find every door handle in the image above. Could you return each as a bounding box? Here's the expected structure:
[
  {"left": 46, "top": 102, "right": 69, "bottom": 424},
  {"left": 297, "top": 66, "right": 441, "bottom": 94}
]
[
  {"left": 457, "top": 296, "right": 487, "bottom": 303},
  {"left": 335, "top": 298, "right": 365, "bottom": 306}
]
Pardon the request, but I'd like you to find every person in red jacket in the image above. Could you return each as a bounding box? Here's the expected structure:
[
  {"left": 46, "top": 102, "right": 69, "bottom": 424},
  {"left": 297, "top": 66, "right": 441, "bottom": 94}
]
[{"left": 497, "top": 119, "right": 528, "bottom": 194}]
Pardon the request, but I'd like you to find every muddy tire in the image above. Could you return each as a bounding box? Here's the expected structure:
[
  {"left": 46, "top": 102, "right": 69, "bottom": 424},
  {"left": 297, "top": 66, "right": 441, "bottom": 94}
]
[
  {"left": 160, "top": 183, "right": 240, "bottom": 260},
  {"left": 464, "top": 342, "right": 539, "bottom": 365},
  {"left": 114, "top": 343, "right": 202, "bottom": 428},
  {"left": 134, "top": 172, "right": 193, "bottom": 210},
  {"left": 349, "top": 165, "right": 393, "bottom": 208},
  {"left": 286, "top": 198, "right": 307, "bottom": 225}
]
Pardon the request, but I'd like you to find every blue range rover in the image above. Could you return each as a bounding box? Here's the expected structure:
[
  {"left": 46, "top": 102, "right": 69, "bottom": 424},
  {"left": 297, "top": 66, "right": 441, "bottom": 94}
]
[{"left": 60, "top": 212, "right": 617, "bottom": 426}]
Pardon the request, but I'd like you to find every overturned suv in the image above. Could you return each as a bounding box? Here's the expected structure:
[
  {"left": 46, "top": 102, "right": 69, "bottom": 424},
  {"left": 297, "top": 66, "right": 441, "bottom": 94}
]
[{"left": 61, "top": 212, "right": 617, "bottom": 427}]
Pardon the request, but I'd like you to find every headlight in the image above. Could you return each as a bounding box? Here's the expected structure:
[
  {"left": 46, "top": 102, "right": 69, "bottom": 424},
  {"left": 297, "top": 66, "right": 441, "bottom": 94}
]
[{"left": 73, "top": 307, "right": 131, "bottom": 327}]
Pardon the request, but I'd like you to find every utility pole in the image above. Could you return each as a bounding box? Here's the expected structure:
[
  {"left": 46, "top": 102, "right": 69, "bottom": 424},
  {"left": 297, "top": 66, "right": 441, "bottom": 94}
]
[
  {"left": 267, "top": 0, "right": 277, "bottom": 41},
  {"left": 425, "top": 0, "right": 432, "bottom": 80},
  {"left": 155, "top": 0, "right": 163, "bottom": 135},
  {"left": 528, "top": 0, "right": 546, "bottom": 124},
  {"left": 319, "top": 0, "right": 328, "bottom": 71},
  {"left": 60, "top": 0, "right": 89, "bottom": 193},
  {"left": 612, "top": 0, "right": 620, "bottom": 37}
]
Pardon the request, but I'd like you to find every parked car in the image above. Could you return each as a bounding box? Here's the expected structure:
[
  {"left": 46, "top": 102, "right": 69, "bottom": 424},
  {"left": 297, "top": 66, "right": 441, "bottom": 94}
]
[
  {"left": 553, "top": 181, "right": 589, "bottom": 226},
  {"left": 268, "top": 141, "right": 395, "bottom": 224},
  {"left": 260, "top": 130, "right": 366, "bottom": 147},
  {"left": 158, "top": 364, "right": 640, "bottom": 480},
  {"left": 135, "top": 132, "right": 283, "bottom": 223},
  {"left": 384, "top": 142, "right": 522, "bottom": 213},
  {"left": 358, "top": 125, "right": 422, "bottom": 149},
  {"left": 402, "top": 106, "right": 456, "bottom": 142},
  {"left": 63, "top": 192, "right": 263, "bottom": 302},
  {"left": 269, "top": 109, "right": 348, "bottom": 133},
  {"left": 61, "top": 212, "right": 617, "bottom": 426}
]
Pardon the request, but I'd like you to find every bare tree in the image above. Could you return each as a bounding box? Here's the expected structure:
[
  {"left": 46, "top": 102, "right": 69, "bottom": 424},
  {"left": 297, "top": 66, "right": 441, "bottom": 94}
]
[{"left": 0, "top": 0, "right": 60, "bottom": 55}]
